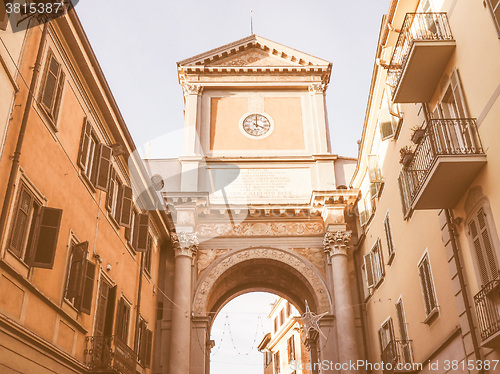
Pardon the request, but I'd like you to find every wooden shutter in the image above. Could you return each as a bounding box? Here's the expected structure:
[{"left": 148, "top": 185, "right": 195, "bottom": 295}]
[
  {"left": 95, "top": 143, "right": 112, "bottom": 191},
  {"left": 136, "top": 213, "right": 149, "bottom": 252},
  {"left": 40, "top": 54, "right": 60, "bottom": 110},
  {"left": 378, "top": 107, "right": 395, "bottom": 140},
  {"left": 396, "top": 299, "right": 409, "bottom": 341},
  {"left": 113, "top": 180, "right": 123, "bottom": 222},
  {"left": 78, "top": 120, "right": 91, "bottom": 169},
  {"left": 375, "top": 239, "right": 385, "bottom": 277},
  {"left": 66, "top": 241, "right": 88, "bottom": 299},
  {"left": 418, "top": 257, "right": 437, "bottom": 315},
  {"left": 26, "top": 207, "right": 62, "bottom": 269},
  {"left": 364, "top": 253, "right": 375, "bottom": 288},
  {"left": 368, "top": 155, "right": 382, "bottom": 182},
  {"left": 9, "top": 188, "right": 33, "bottom": 256},
  {"left": 145, "top": 329, "right": 153, "bottom": 368},
  {"left": 115, "top": 298, "right": 124, "bottom": 340},
  {"left": 80, "top": 261, "right": 96, "bottom": 315},
  {"left": 104, "top": 286, "right": 116, "bottom": 336},
  {"left": 358, "top": 198, "right": 368, "bottom": 226},
  {"left": 94, "top": 281, "right": 110, "bottom": 335},
  {"left": 384, "top": 214, "right": 395, "bottom": 258},
  {"left": 106, "top": 169, "right": 116, "bottom": 212},
  {"left": 52, "top": 68, "right": 65, "bottom": 120},
  {"left": 120, "top": 186, "right": 133, "bottom": 228}
]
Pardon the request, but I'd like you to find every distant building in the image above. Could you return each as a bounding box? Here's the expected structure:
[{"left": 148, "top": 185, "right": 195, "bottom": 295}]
[{"left": 258, "top": 298, "right": 311, "bottom": 374}]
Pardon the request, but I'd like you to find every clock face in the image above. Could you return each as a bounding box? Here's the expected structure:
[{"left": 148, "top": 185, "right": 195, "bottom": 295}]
[{"left": 242, "top": 114, "right": 271, "bottom": 137}]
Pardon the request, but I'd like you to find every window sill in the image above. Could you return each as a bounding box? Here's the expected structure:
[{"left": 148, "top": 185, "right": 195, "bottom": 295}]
[
  {"left": 36, "top": 103, "right": 59, "bottom": 133},
  {"left": 79, "top": 171, "right": 97, "bottom": 194},
  {"left": 423, "top": 307, "right": 439, "bottom": 325}
]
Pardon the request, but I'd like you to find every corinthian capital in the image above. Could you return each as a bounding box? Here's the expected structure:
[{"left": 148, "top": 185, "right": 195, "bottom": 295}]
[
  {"left": 323, "top": 230, "right": 352, "bottom": 256},
  {"left": 182, "top": 83, "right": 203, "bottom": 96},
  {"left": 172, "top": 231, "right": 199, "bottom": 258},
  {"left": 308, "top": 83, "right": 327, "bottom": 94}
]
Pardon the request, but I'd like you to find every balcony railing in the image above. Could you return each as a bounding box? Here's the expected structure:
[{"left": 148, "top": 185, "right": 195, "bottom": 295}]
[
  {"left": 85, "top": 335, "right": 136, "bottom": 374},
  {"left": 387, "top": 13, "right": 454, "bottom": 102},
  {"left": 474, "top": 279, "right": 500, "bottom": 344},
  {"left": 399, "top": 118, "right": 484, "bottom": 215},
  {"left": 381, "top": 340, "right": 414, "bottom": 374}
]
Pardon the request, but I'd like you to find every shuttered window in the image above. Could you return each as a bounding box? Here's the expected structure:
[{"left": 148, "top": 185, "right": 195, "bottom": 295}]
[
  {"left": 137, "top": 319, "right": 153, "bottom": 368},
  {"left": 39, "top": 50, "right": 65, "bottom": 125},
  {"left": 396, "top": 299, "right": 412, "bottom": 363},
  {"left": 9, "top": 184, "right": 62, "bottom": 269},
  {"left": 94, "top": 281, "right": 116, "bottom": 336},
  {"left": 115, "top": 298, "right": 131, "bottom": 343},
  {"left": 468, "top": 207, "right": 499, "bottom": 287},
  {"left": 368, "top": 155, "right": 383, "bottom": 183},
  {"left": 274, "top": 351, "right": 281, "bottom": 374},
  {"left": 119, "top": 186, "right": 133, "bottom": 228},
  {"left": 379, "top": 318, "right": 395, "bottom": 361},
  {"left": 125, "top": 209, "right": 140, "bottom": 251},
  {"left": 364, "top": 239, "right": 384, "bottom": 289},
  {"left": 64, "top": 241, "right": 95, "bottom": 315},
  {"left": 418, "top": 254, "right": 438, "bottom": 317},
  {"left": 95, "top": 143, "right": 113, "bottom": 191},
  {"left": 287, "top": 336, "right": 296, "bottom": 363},
  {"left": 384, "top": 213, "right": 396, "bottom": 260},
  {"left": 136, "top": 213, "right": 150, "bottom": 252},
  {"left": 143, "top": 234, "right": 153, "bottom": 275}
]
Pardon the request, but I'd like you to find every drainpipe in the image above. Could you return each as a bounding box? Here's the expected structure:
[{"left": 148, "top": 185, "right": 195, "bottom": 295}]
[
  {"left": 0, "top": 21, "right": 49, "bottom": 245},
  {"left": 444, "top": 209, "right": 483, "bottom": 369}
]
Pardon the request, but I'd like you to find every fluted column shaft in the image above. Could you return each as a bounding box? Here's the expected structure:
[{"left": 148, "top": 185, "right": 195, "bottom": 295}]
[
  {"left": 168, "top": 233, "right": 198, "bottom": 374},
  {"left": 324, "top": 231, "right": 359, "bottom": 373}
]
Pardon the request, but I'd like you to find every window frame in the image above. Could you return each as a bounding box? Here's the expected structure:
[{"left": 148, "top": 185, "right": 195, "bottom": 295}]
[
  {"left": 384, "top": 212, "right": 396, "bottom": 263},
  {"left": 38, "top": 49, "right": 65, "bottom": 128},
  {"left": 417, "top": 252, "right": 439, "bottom": 322},
  {"left": 287, "top": 336, "right": 296, "bottom": 364},
  {"left": 115, "top": 296, "right": 132, "bottom": 344},
  {"left": 364, "top": 239, "right": 385, "bottom": 290}
]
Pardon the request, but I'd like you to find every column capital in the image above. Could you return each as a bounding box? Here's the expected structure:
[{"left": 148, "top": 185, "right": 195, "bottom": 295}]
[
  {"left": 182, "top": 83, "right": 203, "bottom": 96},
  {"left": 323, "top": 230, "right": 352, "bottom": 257},
  {"left": 308, "top": 83, "right": 327, "bottom": 94},
  {"left": 172, "top": 232, "right": 199, "bottom": 258}
]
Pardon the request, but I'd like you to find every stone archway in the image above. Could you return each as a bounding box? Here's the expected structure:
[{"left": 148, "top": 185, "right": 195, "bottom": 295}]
[{"left": 189, "top": 247, "right": 336, "bottom": 374}]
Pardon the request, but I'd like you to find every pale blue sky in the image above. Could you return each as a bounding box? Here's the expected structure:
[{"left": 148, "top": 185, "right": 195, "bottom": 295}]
[
  {"left": 74, "top": 1, "right": 391, "bottom": 372},
  {"left": 76, "top": 0, "right": 391, "bottom": 159}
]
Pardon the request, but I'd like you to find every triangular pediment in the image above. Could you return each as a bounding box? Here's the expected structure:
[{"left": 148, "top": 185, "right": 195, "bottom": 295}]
[{"left": 177, "top": 35, "right": 331, "bottom": 68}]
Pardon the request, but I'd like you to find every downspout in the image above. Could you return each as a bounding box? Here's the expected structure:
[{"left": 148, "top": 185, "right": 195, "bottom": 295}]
[
  {"left": 444, "top": 209, "right": 483, "bottom": 369},
  {"left": 134, "top": 252, "right": 144, "bottom": 352},
  {"left": 0, "top": 21, "right": 48, "bottom": 245}
]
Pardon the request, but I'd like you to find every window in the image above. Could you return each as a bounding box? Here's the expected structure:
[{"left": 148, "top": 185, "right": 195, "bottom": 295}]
[
  {"left": 368, "top": 155, "right": 383, "bottom": 183},
  {"left": 64, "top": 240, "right": 95, "bottom": 314},
  {"left": 384, "top": 213, "right": 396, "bottom": 261},
  {"left": 378, "top": 88, "right": 402, "bottom": 140},
  {"left": 106, "top": 169, "right": 134, "bottom": 228},
  {"left": 39, "top": 50, "right": 65, "bottom": 125},
  {"left": 358, "top": 193, "right": 375, "bottom": 227},
  {"left": 78, "top": 119, "right": 113, "bottom": 191},
  {"left": 264, "top": 351, "right": 272, "bottom": 368},
  {"left": 468, "top": 207, "right": 499, "bottom": 287},
  {"left": 142, "top": 234, "right": 153, "bottom": 275},
  {"left": 379, "top": 318, "right": 395, "bottom": 362},
  {"left": 115, "top": 297, "right": 131, "bottom": 343},
  {"left": 287, "top": 336, "right": 296, "bottom": 363},
  {"left": 273, "top": 351, "right": 280, "bottom": 374},
  {"left": 137, "top": 318, "right": 153, "bottom": 368},
  {"left": 486, "top": 0, "right": 500, "bottom": 37},
  {"left": 364, "top": 239, "right": 385, "bottom": 289},
  {"left": 94, "top": 279, "right": 116, "bottom": 337},
  {"left": 279, "top": 308, "right": 285, "bottom": 326},
  {"left": 395, "top": 298, "right": 412, "bottom": 363},
  {"left": 274, "top": 317, "right": 278, "bottom": 333},
  {"left": 418, "top": 253, "right": 438, "bottom": 319},
  {"left": 286, "top": 302, "right": 291, "bottom": 317},
  {"left": 127, "top": 211, "right": 150, "bottom": 252},
  {"left": 9, "top": 182, "right": 62, "bottom": 268}
]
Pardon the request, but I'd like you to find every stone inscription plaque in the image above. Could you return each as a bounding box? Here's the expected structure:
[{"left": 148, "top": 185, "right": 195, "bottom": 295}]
[{"left": 209, "top": 167, "right": 311, "bottom": 204}]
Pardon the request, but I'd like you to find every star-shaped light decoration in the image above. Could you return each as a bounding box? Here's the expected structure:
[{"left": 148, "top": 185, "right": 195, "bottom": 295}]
[{"left": 298, "top": 300, "right": 328, "bottom": 342}]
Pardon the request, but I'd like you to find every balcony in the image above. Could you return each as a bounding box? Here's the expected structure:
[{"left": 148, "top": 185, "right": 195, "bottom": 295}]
[
  {"left": 85, "top": 335, "right": 137, "bottom": 374},
  {"left": 381, "top": 340, "right": 417, "bottom": 374},
  {"left": 388, "top": 13, "right": 455, "bottom": 103},
  {"left": 474, "top": 279, "right": 500, "bottom": 348},
  {"left": 398, "top": 118, "right": 486, "bottom": 215}
]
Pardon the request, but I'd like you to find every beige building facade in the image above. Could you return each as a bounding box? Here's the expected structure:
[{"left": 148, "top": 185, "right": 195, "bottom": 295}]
[
  {"left": 0, "top": 6, "right": 172, "bottom": 374},
  {"left": 352, "top": 0, "right": 500, "bottom": 373}
]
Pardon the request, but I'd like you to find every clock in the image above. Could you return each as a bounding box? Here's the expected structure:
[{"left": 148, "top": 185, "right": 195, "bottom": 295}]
[{"left": 242, "top": 113, "right": 271, "bottom": 137}]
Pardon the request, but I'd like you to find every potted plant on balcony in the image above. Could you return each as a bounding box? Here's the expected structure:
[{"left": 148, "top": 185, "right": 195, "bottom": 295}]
[
  {"left": 411, "top": 126, "right": 426, "bottom": 144},
  {"left": 399, "top": 145, "right": 414, "bottom": 167}
]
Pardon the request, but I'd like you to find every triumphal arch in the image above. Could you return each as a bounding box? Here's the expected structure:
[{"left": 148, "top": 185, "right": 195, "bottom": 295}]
[{"left": 150, "top": 35, "right": 362, "bottom": 374}]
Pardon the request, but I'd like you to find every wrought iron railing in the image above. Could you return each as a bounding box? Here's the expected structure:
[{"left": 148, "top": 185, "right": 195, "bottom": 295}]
[
  {"left": 85, "top": 335, "right": 136, "bottom": 374},
  {"left": 398, "top": 118, "right": 483, "bottom": 216},
  {"left": 474, "top": 279, "right": 500, "bottom": 341},
  {"left": 381, "top": 340, "right": 414, "bottom": 374},
  {"left": 387, "top": 13, "right": 453, "bottom": 97}
]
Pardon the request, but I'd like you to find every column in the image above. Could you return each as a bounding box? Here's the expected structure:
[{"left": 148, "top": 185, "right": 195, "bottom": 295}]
[
  {"left": 304, "top": 332, "right": 320, "bottom": 374},
  {"left": 168, "top": 232, "right": 198, "bottom": 374},
  {"left": 324, "top": 230, "right": 360, "bottom": 373},
  {"left": 308, "top": 83, "right": 330, "bottom": 154}
]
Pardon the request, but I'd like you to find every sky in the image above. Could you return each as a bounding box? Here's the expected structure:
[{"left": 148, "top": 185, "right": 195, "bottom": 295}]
[
  {"left": 74, "top": 1, "right": 391, "bottom": 372},
  {"left": 75, "top": 0, "right": 391, "bottom": 159}
]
